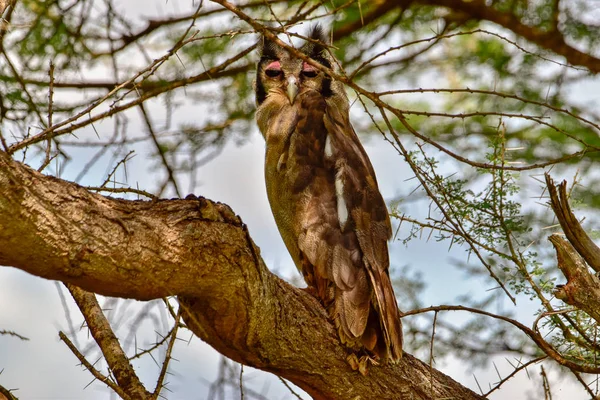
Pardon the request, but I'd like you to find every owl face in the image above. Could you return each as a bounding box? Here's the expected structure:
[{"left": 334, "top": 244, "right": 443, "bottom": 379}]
[{"left": 255, "top": 26, "right": 337, "bottom": 106}]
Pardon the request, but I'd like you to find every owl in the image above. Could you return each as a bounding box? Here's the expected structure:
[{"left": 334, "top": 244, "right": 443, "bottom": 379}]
[{"left": 255, "top": 26, "right": 402, "bottom": 373}]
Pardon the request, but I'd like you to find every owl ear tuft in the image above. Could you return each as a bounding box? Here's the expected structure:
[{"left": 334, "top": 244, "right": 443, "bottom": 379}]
[
  {"left": 303, "top": 24, "right": 332, "bottom": 68},
  {"left": 306, "top": 24, "right": 329, "bottom": 57},
  {"left": 309, "top": 24, "right": 328, "bottom": 45}
]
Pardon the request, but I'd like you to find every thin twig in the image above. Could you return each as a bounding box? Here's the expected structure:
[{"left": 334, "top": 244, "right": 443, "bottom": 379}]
[
  {"left": 404, "top": 304, "right": 600, "bottom": 374},
  {"left": 59, "top": 331, "right": 129, "bottom": 399}
]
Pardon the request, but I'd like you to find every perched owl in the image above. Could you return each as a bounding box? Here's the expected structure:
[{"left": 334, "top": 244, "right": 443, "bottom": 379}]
[{"left": 255, "top": 26, "right": 402, "bottom": 372}]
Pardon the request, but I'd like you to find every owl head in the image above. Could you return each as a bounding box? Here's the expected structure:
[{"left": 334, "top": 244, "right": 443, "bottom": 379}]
[{"left": 255, "top": 26, "right": 345, "bottom": 107}]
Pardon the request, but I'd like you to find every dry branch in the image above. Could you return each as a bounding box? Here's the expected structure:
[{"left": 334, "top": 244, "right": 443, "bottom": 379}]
[
  {"left": 66, "top": 284, "right": 151, "bottom": 399},
  {"left": 546, "top": 174, "right": 600, "bottom": 325},
  {"left": 549, "top": 235, "right": 600, "bottom": 325},
  {"left": 411, "top": 0, "right": 600, "bottom": 72},
  {"left": 546, "top": 174, "right": 600, "bottom": 272},
  {"left": 0, "top": 150, "right": 483, "bottom": 399}
]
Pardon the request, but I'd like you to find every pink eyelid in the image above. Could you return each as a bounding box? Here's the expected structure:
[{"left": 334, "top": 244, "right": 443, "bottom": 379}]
[
  {"left": 266, "top": 61, "right": 281, "bottom": 70},
  {"left": 302, "top": 62, "right": 317, "bottom": 71}
]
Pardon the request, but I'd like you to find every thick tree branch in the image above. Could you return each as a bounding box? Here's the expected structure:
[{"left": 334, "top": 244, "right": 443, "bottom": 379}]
[
  {"left": 0, "top": 383, "right": 18, "bottom": 400},
  {"left": 0, "top": 151, "right": 483, "bottom": 399}
]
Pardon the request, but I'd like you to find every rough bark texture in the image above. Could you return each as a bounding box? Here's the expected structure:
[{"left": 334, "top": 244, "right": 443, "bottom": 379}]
[
  {"left": 549, "top": 235, "right": 600, "bottom": 325},
  {"left": 0, "top": 150, "right": 483, "bottom": 399},
  {"left": 547, "top": 174, "right": 600, "bottom": 325},
  {"left": 547, "top": 175, "right": 600, "bottom": 273}
]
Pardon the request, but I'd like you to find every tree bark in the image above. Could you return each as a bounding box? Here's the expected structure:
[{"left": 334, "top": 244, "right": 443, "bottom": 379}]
[
  {"left": 0, "top": 150, "right": 483, "bottom": 400},
  {"left": 549, "top": 234, "right": 600, "bottom": 325},
  {"left": 546, "top": 175, "right": 600, "bottom": 325}
]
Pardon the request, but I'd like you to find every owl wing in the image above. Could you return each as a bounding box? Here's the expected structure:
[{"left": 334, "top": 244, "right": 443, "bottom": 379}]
[
  {"left": 294, "top": 91, "right": 402, "bottom": 360},
  {"left": 325, "top": 101, "right": 403, "bottom": 360}
]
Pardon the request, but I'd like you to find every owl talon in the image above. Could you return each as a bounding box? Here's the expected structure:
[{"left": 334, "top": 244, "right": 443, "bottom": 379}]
[
  {"left": 346, "top": 353, "right": 379, "bottom": 376},
  {"left": 366, "top": 354, "right": 380, "bottom": 366},
  {"left": 347, "top": 353, "right": 360, "bottom": 372}
]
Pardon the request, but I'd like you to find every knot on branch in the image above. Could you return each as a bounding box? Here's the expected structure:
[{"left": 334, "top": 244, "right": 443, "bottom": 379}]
[{"left": 181, "top": 193, "right": 241, "bottom": 226}]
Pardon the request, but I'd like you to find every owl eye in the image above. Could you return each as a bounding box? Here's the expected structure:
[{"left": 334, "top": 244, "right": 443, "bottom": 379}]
[
  {"left": 265, "top": 69, "right": 282, "bottom": 78},
  {"left": 264, "top": 60, "right": 282, "bottom": 78},
  {"left": 301, "top": 62, "right": 318, "bottom": 78},
  {"left": 301, "top": 69, "right": 318, "bottom": 78}
]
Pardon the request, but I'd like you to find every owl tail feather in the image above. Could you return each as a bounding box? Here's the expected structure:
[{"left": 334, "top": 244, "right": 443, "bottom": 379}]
[
  {"left": 332, "top": 267, "right": 403, "bottom": 364},
  {"left": 365, "top": 266, "right": 403, "bottom": 362}
]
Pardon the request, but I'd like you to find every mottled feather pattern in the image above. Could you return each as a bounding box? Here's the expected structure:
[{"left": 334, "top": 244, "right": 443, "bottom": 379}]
[
  {"left": 294, "top": 92, "right": 372, "bottom": 341},
  {"left": 255, "top": 26, "right": 403, "bottom": 367}
]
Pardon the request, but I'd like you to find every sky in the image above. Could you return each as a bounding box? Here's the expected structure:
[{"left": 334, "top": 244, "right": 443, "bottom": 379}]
[
  {"left": 0, "top": 119, "right": 590, "bottom": 399},
  {"left": 1, "top": 1, "right": 599, "bottom": 399}
]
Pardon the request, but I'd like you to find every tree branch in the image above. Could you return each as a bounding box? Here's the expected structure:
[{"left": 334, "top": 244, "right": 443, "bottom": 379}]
[
  {"left": 549, "top": 234, "right": 600, "bottom": 325},
  {"left": 0, "top": 150, "right": 483, "bottom": 399},
  {"left": 66, "top": 284, "right": 151, "bottom": 399},
  {"left": 421, "top": 0, "right": 600, "bottom": 73},
  {"left": 546, "top": 174, "right": 600, "bottom": 325},
  {"left": 546, "top": 174, "right": 600, "bottom": 272},
  {"left": 327, "top": 0, "right": 600, "bottom": 73}
]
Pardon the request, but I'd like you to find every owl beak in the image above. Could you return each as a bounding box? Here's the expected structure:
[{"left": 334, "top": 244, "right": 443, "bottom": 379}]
[{"left": 286, "top": 76, "right": 299, "bottom": 104}]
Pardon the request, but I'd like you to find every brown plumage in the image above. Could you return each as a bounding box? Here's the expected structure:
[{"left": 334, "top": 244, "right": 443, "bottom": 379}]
[{"left": 255, "top": 26, "right": 402, "bottom": 371}]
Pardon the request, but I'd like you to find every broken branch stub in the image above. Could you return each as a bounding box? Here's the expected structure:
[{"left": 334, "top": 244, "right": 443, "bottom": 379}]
[{"left": 546, "top": 174, "right": 600, "bottom": 324}]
